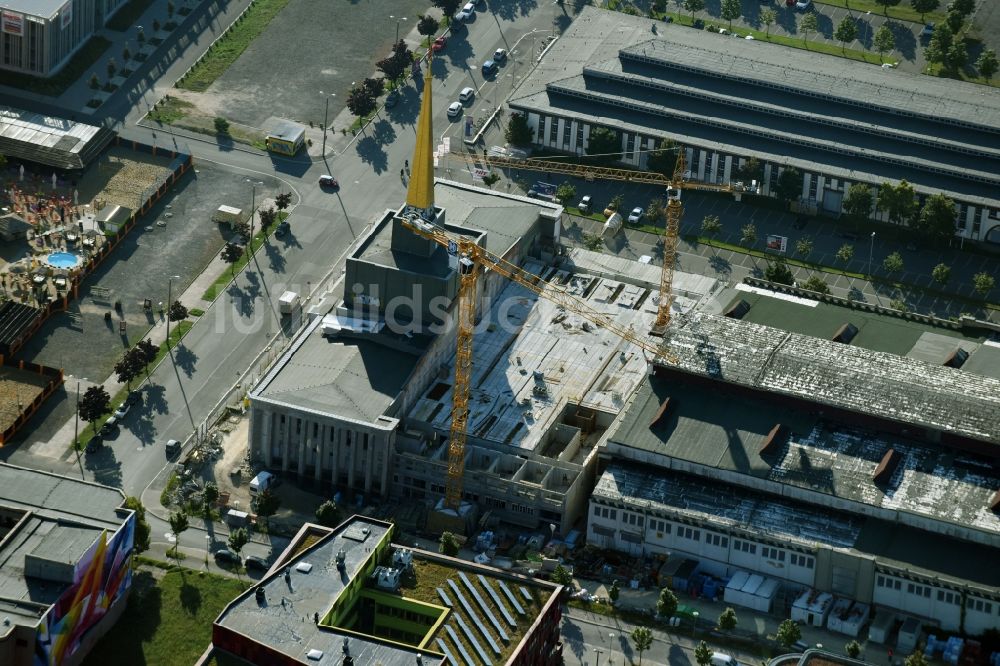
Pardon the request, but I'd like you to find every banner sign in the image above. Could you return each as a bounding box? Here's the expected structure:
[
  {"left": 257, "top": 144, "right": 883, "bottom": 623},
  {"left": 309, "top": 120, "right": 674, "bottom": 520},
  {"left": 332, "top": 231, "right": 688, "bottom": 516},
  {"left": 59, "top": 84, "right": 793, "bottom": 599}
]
[
  {"left": 2, "top": 11, "right": 23, "bottom": 36},
  {"left": 472, "top": 168, "right": 487, "bottom": 181},
  {"left": 61, "top": 2, "right": 73, "bottom": 29},
  {"left": 765, "top": 234, "right": 788, "bottom": 254}
]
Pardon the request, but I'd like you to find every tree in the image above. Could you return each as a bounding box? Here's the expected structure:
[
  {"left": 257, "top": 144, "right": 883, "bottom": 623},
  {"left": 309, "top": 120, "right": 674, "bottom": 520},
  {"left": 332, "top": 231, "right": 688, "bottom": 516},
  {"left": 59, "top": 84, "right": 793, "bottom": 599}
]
[
  {"left": 439, "top": 531, "right": 460, "bottom": 556},
  {"left": 585, "top": 127, "right": 621, "bottom": 165},
  {"left": 234, "top": 219, "right": 251, "bottom": 240},
  {"left": 683, "top": 0, "right": 705, "bottom": 22},
  {"left": 701, "top": 215, "right": 722, "bottom": 252},
  {"left": 417, "top": 15, "right": 440, "bottom": 44},
  {"left": 843, "top": 183, "right": 873, "bottom": 226},
  {"left": 776, "top": 618, "right": 803, "bottom": 648},
  {"left": 905, "top": 653, "right": 929, "bottom": 666},
  {"left": 973, "top": 272, "right": 995, "bottom": 296},
  {"left": 482, "top": 172, "right": 501, "bottom": 189},
  {"left": 214, "top": 116, "right": 230, "bottom": 135},
  {"left": 114, "top": 348, "right": 144, "bottom": 390},
  {"left": 168, "top": 299, "right": 188, "bottom": 322},
  {"left": 168, "top": 511, "right": 188, "bottom": 558},
  {"left": 346, "top": 85, "right": 376, "bottom": 122},
  {"left": 609, "top": 580, "right": 620, "bottom": 604},
  {"left": 775, "top": 167, "right": 802, "bottom": 205},
  {"left": 976, "top": 49, "right": 998, "bottom": 81},
  {"left": 740, "top": 223, "right": 757, "bottom": 249},
  {"left": 911, "top": 0, "right": 939, "bottom": 19},
  {"left": 657, "top": 587, "right": 679, "bottom": 617},
  {"left": 137, "top": 27, "right": 146, "bottom": 44},
  {"left": 874, "top": 0, "right": 902, "bottom": 15},
  {"left": 228, "top": 527, "right": 249, "bottom": 561},
  {"left": 883, "top": 251, "right": 904, "bottom": 275},
  {"left": 836, "top": 243, "right": 855, "bottom": 266},
  {"left": 505, "top": 113, "right": 534, "bottom": 147},
  {"left": 646, "top": 138, "right": 677, "bottom": 177},
  {"left": 846, "top": 640, "right": 863, "bottom": 659},
  {"left": 363, "top": 77, "right": 385, "bottom": 99},
  {"left": 153, "top": 18, "right": 161, "bottom": 32},
  {"left": 718, "top": 607, "right": 738, "bottom": 631},
  {"left": 803, "top": 275, "right": 830, "bottom": 294},
  {"left": 136, "top": 338, "right": 158, "bottom": 379},
  {"left": 932, "top": 263, "right": 951, "bottom": 285},
  {"left": 695, "top": 641, "right": 713, "bottom": 666},
  {"left": 259, "top": 207, "right": 277, "bottom": 230},
  {"left": 945, "top": 40, "right": 968, "bottom": 71},
  {"left": 915, "top": 193, "right": 957, "bottom": 242},
  {"left": 167, "top": 0, "right": 175, "bottom": 19},
  {"left": 275, "top": 192, "right": 292, "bottom": 211},
  {"left": 122, "top": 46, "right": 132, "bottom": 62},
  {"left": 124, "top": 496, "right": 151, "bottom": 553},
  {"left": 735, "top": 156, "right": 763, "bottom": 183},
  {"left": 89, "top": 73, "right": 100, "bottom": 89},
  {"left": 551, "top": 564, "right": 574, "bottom": 587},
  {"left": 221, "top": 242, "right": 244, "bottom": 274},
  {"left": 795, "top": 236, "right": 814, "bottom": 261},
  {"left": 834, "top": 16, "right": 858, "bottom": 52},
  {"left": 799, "top": 12, "right": 819, "bottom": 45},
  {"left": 765, "top": 259, "right": 795, "bottom": 285},
  {"left": 79, "top": 385, "right": 111, "bottom": 435},
  {"left": 254, "top": 489, "right": 280, "bottom": 529},
  {"left": 203, "top": 481, "right": 219, "bottom": 516},
  {"left": 720, "top": 0, "right": 741, "bottom": 29},
  {"left": 106, "top": 58, "right": 118, "bottom": 79},
  {"left": 925, "top": 23, "right": 953, "bottom": 65},
  {"left": 631, "top": 627, "right": 653, "bottom": 665},
  {"left": 874, "top": 25, "right": 896, "bottom": 62},
  {"left": 877, "top": 180, "right": 917, "bottom": 226},
  {"left": 948, "top": 0, "right": 975, "bottom": 16},
  {"left": 608, "top": 194, "right": 625, "bottom": 212},
  {"left": 433, "top": 0, "right": 461, "bottom": 20},
  {"left": 945, "top": 8, "right": 964, "bottom": 33},
  {"left": 315, "top": 500, "right": 340, "bottom": 527},
  {"left": 376, "top": 40, "right": 412, "bottom": 85},
  {"left": 761, "top": 9, "right": 777, "bottom": 37},
  {"left": 555, "top": 181, "right": 577, "bottom": 206}
]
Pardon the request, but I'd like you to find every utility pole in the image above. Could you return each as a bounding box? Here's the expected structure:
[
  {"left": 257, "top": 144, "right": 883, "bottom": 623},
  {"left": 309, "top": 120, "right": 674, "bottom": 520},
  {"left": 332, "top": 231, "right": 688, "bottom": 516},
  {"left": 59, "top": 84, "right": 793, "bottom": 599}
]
[
  {"left": 166, "top": 274, "right": 180, "bottom": 348},
  {"left": 74, "top": 381, "right": 80, "bottom": 451}
]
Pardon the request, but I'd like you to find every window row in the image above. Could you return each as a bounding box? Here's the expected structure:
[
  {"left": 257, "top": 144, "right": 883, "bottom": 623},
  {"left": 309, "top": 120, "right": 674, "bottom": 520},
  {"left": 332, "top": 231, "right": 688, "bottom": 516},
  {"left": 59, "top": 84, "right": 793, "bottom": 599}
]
[
  {"left": 790, "top": 553, "right": 814, "bottom": 569},
  {"left": 761, "top": 546, "right": 785, "bottom": 562},
  {"left": 593, "top": 505, "right": 617, "bottom": 521}
]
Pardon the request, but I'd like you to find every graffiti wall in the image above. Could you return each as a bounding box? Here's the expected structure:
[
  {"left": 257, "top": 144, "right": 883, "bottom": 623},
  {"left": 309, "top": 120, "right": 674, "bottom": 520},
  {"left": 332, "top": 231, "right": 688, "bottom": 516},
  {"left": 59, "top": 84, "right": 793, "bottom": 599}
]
[{"left": 34, "top": 514, "right": 135, "bottom": 665}]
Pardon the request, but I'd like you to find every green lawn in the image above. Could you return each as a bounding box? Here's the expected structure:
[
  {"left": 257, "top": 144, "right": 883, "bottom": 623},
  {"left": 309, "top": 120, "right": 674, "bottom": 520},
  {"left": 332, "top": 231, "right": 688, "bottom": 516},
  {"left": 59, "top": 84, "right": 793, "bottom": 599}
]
[
  {"left": 147, "top": 96, "right": 196, "bottom": 124},
  {"left": 2, "top": 37, "right": 110, "bottom": 96},
  {"left": 201, "top": 213, "right": 287, "bottom": 302},
  {"left": 83, "top": 563, "right": 245, "bottom": 666},
  {"left": 814, "top": 0, "right": 946, "bottom": 25},
  {"left": 106, "top": 0, "right": 154, "bottom": 31},
  {"left": 177, "top": 0, "right": 293, "bottom": 92}
]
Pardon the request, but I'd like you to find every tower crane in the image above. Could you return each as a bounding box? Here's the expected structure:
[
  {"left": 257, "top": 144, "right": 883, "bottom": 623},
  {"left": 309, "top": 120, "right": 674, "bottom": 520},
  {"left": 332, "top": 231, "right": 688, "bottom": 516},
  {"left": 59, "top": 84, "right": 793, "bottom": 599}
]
[{"left": 400, "top": 214, "right": 679, "bottom": 510}]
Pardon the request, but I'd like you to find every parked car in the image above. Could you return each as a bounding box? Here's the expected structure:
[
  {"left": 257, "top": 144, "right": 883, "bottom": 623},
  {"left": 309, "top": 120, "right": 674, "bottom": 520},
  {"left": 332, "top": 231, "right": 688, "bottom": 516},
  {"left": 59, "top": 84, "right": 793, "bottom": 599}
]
[
  {"left": 461, "top": 1, "right": 475, "bottom": 16},
  {"left": 578, "top": 195, "right": 592, "bottom": 213},
  {"left": 384, "top": 90, "right": 399, "bottom": 108},
  {"left": 113, "top": 402, "right": 130, "bottom": 419},
  {"left": 795, "top": 0, "right": 812, "bottom": 8},
  {"left": 919, "top": 23, "right": 934, "bottom": 44},
  {"left": 214, "top": 549, "right": 240, "bottom": 567},
  {"left": 785, "top": 0, "right": 796, "bottom": 5},
  {"left": 493, "top": 48, "right": 508, "bottom": 64},
  {"left": 318, "top": 175, "right": 339, "bottom": 189},
  {"left": 627, "top": 207, "right": 643, "bottom": 223},
  {"left": 482, "top": 60, "right": 498, "bottom": 77},
  {"left": 100, "top": 416, "right": 119, "bottom": 436},
  {"left": 165, "top": 438, "right": 181, "bottom": 457},
  {"left": 447, "top": 101, "right": 463, "bottom": 118},
  {"left": 432, "top": 36, "right": 447, "bottom": 52},
  {"left": 86, "top": 436, "right": 103, "bottom": 454},
  {"left": 244, "top": 555, "right": 270, "bottom": 572},
  {"left": 126, "top": 389, "right": 143, "bottom": 406},
  {"left": 459, "top": 86, "right": 475, "bottom": 103},
  {"left": 275, "top": 221, "right": 290, "bottom": 237}
]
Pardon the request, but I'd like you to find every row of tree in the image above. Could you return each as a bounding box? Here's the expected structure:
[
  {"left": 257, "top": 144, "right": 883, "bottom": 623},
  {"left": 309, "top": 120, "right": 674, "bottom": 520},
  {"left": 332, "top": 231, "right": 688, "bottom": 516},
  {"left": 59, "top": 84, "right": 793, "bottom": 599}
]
[{"left": 923, "top": 0, "right": 997, "bottom": 79}]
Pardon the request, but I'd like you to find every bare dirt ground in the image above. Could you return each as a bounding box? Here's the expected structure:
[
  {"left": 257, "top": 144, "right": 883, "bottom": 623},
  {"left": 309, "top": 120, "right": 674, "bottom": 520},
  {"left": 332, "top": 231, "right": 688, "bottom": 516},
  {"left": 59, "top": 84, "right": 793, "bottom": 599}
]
[
  {"left": 0, "top": 367, "right": 50, "bottom": 436},
  {"left": 79, "top": 148, "right": 175, "bottom": 211}
]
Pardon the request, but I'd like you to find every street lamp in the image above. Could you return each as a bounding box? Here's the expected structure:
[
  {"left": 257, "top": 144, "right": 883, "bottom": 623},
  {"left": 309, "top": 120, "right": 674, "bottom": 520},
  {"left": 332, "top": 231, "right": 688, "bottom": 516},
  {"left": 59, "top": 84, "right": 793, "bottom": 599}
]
[
  {"left": 609, "top": 633, "right": 617, "bottom": 666},
  {"left": 692, "top": 610, "right": 700, "bottom": 638},
  {"left": 868, "top": 231, "right": 876, "bottom": 278},
  {"left": 319, "top": 91, "right": 336, "bottom": 155},
  {"left": 593, "top": 648, "right": 604, "bottom": 666},
  {"left": 389, "top": 15, "right": 407, "bottom": 43},
  {"left": 166, "top": 275, "right": 180, "bottom": 348}
]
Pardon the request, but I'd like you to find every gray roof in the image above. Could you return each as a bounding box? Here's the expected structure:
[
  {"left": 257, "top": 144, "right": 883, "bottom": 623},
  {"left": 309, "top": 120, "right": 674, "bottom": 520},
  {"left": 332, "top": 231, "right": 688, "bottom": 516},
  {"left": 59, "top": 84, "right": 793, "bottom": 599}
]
[
  {"left": 214, "top": 518, "right": 443, "bottom": 665},
  {"left": 255, "top": 316, "right": 426, "bottom": 424},
  {"left": 596, "top": 464, "right": 1000, "bottom": 591},
  {"left": 662, "top": 312, "right": 1000, "bottom": 447},
  {"left": 610, "top": 373, "right": 1000, "bottom": 540},
  {"left": 0, "top": 464, "right": 127, "bottom": 625},
  {"left": 509, "top": 7, "right": 1000, "bottom": 205},
  {"left": 0, "top": 106, "right": 111, "bottom": 170},
  {"left": 0, "top": 0, "right": 65, "bottom": 18}
]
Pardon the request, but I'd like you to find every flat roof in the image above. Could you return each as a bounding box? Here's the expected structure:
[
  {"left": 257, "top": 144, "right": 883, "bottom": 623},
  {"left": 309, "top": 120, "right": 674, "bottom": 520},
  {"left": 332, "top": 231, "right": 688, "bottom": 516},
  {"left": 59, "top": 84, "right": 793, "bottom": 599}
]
[
  {"left": 0, "top": 464, "right": 127, "bottom": 624},
  {"left": 254, "top": 315, "right": 426, "bottom": 425},
  {"left": 509, "top": 7, "right": 1000, "bottom": 205},
  {"left": 596, "top": 463, "right": 1000, "bottom": 591},
  {"left": 0, "top": 106, "right": 110, "bottom": 169},
  {"left": 0, "top": 0, "right": 65, "bottom": 19},
  {"left": 610, "top": 372, "right": 1000, "bottom": 539}
]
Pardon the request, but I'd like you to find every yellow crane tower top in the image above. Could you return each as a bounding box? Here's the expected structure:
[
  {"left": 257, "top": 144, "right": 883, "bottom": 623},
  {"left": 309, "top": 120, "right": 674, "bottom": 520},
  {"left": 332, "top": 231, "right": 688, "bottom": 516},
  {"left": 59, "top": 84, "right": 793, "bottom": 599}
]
[{"left": 405, "top": 51, "right": 436, "bottom": 218}]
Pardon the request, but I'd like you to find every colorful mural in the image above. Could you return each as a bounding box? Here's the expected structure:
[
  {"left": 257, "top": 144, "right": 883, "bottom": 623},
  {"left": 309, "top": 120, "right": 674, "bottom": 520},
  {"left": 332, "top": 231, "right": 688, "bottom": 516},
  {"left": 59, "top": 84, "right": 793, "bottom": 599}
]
[{"left": 34, "top": 514, "right": 135, "bottom": 666}]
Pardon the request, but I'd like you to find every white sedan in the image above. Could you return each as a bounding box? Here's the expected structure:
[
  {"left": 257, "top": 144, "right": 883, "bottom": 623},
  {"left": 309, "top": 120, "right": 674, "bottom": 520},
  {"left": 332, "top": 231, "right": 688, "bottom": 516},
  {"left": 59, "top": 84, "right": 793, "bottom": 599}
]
[
  {"left": 447, "top": 101, "right": 463, "bottom": 118},
  {"left": 627, "top": 207, "right": 643, "bottom": 223}
]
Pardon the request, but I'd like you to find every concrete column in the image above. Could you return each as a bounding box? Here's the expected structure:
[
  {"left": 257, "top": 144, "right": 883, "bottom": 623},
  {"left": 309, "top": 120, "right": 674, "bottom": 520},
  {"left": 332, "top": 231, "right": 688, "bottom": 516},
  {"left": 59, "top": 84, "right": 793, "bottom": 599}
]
[
  {"left": 364, "top": 433, "right": 373, "bottom": 494},
  {"left": 280, "top": 415, "right": 290, "bottom": 473},
  {"left": 381, "top": 434, "right": 390, "bottom": 497},
  {"left": 260, "top": 410, "right": 273, "bottom": 467},
  {"left": 347, "top": 430, "right": 356, "bottom": 489},
  {"left": 762, "top": 163, "right": 773, "bottom": 197},
  {"left": 315, "top": 424, "right": 325, "bottom": 482},
  {"left": 568, "top": 120, "right": 577, "bottom": 153},
  {"left": 299, "top": 419, "right": 310, "bottom": 478},
  {"left": 722, "top": 155, "right": 733, "bottom": 185},
  {"left": 696, "top": 150, "right": 706, "bottom": 181},
  {"left": 330, "top": 427, "right": 340, "bottom": 487}
]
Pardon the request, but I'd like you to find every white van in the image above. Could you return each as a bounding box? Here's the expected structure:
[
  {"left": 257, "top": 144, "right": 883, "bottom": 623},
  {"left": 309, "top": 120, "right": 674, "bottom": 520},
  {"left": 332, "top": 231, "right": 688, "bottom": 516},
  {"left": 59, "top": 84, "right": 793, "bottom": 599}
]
[
  {"left": 711, "top": 653, "right": 739, "bottom": 666},
  {"left": 249, "top": 470, "right": 276, "bottom": 496}
]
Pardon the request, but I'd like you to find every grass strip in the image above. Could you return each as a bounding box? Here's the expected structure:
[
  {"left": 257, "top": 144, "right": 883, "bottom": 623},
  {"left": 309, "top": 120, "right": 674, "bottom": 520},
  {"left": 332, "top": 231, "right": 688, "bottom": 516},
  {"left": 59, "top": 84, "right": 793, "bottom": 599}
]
[
  {"left": 201, "top": 213, "right": 287, "bottom": 302},
  {"left": 106, "top": 0, "right": 154, "bottom": 31},
  {"left": 813, "top": 0, "right": 946, "bottom": 25},
  {"left": 147, "top": 96, "right": 196, "bottom": 124},
  {"left": 177, "top": 0, "right": 292, "bottom": 92},
  {"left": 2, "top": 37, "right": 110, "bottom": 96}
]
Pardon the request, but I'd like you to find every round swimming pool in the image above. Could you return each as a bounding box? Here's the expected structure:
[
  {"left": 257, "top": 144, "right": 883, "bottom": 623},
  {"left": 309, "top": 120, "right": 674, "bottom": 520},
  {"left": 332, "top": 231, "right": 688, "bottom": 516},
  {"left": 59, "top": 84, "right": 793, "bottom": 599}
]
[{"left": 46, "top": 252, "right": 80, "bottom": 269}]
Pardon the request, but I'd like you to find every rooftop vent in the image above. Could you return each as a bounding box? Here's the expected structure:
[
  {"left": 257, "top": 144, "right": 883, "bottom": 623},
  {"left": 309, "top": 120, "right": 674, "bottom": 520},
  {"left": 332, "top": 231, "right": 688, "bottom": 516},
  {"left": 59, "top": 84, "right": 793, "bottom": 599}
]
[
  {"left": 832, "top": 323, "right": 859, "bottom": 344},
  {"left": 943, "top": 348, "right": 969, "bottom": 368},
  {"left": 393, "top": 548, "right": 414, "bottom": 570},
  {"left": 873, "top": 448, "right": 902, "bottom": 485},
  {"left": 724, "top": 299, "right": 751, "bottom": 319},
  {"left": 373, "top": 566, "right": 402, "bottom": 592},
  {"left": 306, "top": 649, "right": 324, "bottom": 661},
  {"left": 336, "top": 548, "right": 346, "bottom": 572},
  {"left": 989, "top": 489, "right": 1000, "bottom": 513}
]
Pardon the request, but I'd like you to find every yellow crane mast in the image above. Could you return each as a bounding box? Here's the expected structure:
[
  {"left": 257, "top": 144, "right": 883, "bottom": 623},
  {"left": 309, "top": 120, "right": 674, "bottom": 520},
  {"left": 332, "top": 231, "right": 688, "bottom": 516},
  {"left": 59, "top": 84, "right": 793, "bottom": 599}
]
[
  {"left": 653, "top": 148, "right": 688, "bottom": 335},
  {"left": 401, "top": 215, "right": 679, "bottom": 508}
]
